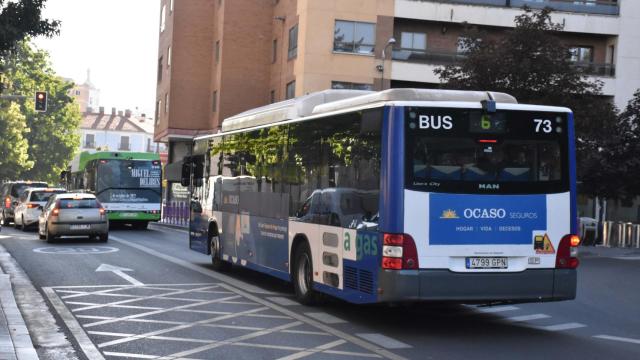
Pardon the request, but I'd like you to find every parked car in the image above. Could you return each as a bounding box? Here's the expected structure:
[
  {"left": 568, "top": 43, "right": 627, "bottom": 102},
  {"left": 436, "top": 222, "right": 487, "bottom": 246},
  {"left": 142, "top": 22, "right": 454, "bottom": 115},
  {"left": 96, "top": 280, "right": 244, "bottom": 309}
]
[
  {"left": 38, "top": 193, "right": 108, "bottom": 243},
  {"left": 1, "top": 181, "right": 49, "bottom": 226},
  {"left": 14, "top": 188, "right": 66, "bottom": 231}
]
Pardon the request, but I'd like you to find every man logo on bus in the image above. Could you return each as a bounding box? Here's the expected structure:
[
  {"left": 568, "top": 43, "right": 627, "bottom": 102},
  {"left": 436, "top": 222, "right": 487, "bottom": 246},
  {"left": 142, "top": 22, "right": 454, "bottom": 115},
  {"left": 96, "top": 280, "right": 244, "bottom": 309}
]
[{"left": 440, "top": 209, "right": 459, "bottom": 219}]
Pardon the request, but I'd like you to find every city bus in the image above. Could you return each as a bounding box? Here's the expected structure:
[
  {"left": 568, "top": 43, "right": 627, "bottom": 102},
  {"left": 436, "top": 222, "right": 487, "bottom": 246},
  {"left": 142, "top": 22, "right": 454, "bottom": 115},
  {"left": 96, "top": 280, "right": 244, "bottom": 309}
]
[
  {"left": 66, "top": 151, "right": 162, "bottom": 229},
  {"left": 182, "top": 89, "right": 579, "bottom": 304}
]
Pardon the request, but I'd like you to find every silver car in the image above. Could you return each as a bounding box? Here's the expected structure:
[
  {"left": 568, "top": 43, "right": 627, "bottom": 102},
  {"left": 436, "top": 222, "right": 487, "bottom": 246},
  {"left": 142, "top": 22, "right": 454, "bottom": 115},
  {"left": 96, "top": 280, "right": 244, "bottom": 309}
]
[{"left": 38, "top": 193, "right": 109, "bottom": 243}]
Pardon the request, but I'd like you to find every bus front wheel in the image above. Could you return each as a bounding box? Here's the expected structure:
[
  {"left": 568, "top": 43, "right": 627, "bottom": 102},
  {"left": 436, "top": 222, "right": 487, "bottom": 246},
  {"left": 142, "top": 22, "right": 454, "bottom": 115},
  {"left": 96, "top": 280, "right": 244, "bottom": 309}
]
[
  {"left": 293, "top": 242, "right": 318, "bottom": 305},
  {"left": 210, "top": 235, "right": 231, "bottom": 271}
]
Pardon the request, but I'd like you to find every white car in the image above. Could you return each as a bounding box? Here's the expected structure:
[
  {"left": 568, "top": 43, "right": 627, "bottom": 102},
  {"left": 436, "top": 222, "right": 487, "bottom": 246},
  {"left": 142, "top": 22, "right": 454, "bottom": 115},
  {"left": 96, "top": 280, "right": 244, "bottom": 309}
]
[{"left": 14, "top": 188, "right": 66, "bottom": 231}]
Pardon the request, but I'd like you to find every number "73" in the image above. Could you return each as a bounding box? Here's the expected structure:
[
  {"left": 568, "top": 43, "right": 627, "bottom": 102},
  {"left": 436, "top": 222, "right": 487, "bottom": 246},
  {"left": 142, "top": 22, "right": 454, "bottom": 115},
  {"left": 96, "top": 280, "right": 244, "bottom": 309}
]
[{"left": 534, "top": 119, "right": 552, "bottom": 133}]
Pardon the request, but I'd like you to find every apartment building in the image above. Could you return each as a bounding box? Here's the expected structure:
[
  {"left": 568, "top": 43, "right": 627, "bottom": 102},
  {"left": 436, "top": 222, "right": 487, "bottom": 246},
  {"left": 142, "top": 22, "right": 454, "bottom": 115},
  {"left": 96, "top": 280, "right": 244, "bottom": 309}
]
[{"left": 155, "top": 0, "right": 639, "bottom": 209}]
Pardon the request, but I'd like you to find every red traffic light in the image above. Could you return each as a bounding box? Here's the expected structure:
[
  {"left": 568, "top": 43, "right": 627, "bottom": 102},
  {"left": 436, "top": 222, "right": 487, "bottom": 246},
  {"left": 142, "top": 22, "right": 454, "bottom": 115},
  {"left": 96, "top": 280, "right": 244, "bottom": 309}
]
[{"left": 35, "top": 91, "right": 47, "bottom": 112}]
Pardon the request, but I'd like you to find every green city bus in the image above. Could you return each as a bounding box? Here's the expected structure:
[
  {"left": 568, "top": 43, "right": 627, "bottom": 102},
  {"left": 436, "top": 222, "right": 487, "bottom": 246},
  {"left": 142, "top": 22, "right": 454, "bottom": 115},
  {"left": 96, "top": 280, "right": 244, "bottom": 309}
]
[{"left": 65, "top": 151, "right": 162, "bottom": 229}]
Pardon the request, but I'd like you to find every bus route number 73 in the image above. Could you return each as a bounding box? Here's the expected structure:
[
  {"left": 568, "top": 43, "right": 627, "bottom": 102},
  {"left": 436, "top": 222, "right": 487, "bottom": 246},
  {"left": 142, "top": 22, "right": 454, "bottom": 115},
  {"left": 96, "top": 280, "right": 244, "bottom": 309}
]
[{"left": 534, "top": 118, "right": 552, "bottom": 134}]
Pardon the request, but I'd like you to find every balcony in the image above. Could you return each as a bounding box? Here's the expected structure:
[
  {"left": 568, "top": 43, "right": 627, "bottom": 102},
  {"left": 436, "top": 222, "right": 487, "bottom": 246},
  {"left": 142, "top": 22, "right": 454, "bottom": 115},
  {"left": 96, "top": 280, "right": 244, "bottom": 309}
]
[
  {"left": 413, "top": 0, "right": 619, "bottom": 15},
  {"left": 392, "top": 49, "right": 616, "bottom": 77},
  {"left": 84, "top": 141, "right": 96, "bottom": 149}
]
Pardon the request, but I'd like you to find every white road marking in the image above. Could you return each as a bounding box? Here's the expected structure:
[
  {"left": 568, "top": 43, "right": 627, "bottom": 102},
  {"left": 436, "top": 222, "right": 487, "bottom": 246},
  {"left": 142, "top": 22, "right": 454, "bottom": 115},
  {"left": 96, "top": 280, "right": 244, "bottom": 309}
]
[
  {"left": 535, "top": 323, "right": 587, "bottom": 331},
  {"left": 594, "top": 335, "right": 640, "bottom": 345},
  {"left": 356, "top": 334, "right": 412, "bottom": 349},
  {"left": 612, "top": 256, "right": 640, "bottom": 261},
  {"left": 475, "top": 305, "right": 519, "bottom": 313},
  {"left": 43, "top": 288, "right": 105, "bottom": 360},
  {"left": 108, "top": 236, "right": 407, "bottom": 360},
  {"left": 102, "top": 352, "right": 159, "bottom": 359},
  {"left": 266, "top": 296, "right": 300, "bottom": 306},
  {"left": 506, "top": 314, "right": 551, "bottom": 322},
  {"left": 276, "top": 339, "right": 348, "bottom": 360},
  {"left": 95, "top": 263, "right": 144, "bottom": 286},
  {"left": 304, "top": 312, "right": 347, "bottom": 324}
]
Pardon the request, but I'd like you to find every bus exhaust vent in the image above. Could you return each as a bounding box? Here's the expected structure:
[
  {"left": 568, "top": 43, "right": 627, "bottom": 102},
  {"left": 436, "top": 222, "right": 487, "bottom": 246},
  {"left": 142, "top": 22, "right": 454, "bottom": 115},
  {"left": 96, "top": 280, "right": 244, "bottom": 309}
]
[
  {"left": 344, "top": 266, "right": 374, "bottom": 295},
  {"left": 344, "top": 266, "right": 358, "bottom": 290},
  {"left": 359, "top": 270, "right": 374, "bottom": 295}
]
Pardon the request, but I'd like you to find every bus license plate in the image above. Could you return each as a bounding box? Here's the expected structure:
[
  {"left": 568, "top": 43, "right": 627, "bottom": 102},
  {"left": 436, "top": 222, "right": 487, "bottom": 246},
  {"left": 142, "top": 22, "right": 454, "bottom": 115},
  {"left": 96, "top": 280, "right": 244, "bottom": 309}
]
[
  {"left": 70, "top": 224, "right": 90, "bottom": 230},
  {"left": 466, "top": 257, "right": 508, "bottom": 269}
]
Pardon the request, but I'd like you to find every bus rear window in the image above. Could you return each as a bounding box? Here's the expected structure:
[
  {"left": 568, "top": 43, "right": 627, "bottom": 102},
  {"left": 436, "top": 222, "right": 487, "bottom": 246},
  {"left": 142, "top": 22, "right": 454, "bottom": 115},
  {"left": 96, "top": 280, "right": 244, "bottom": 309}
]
[
  {"left": 405, "top": 108, "right": 569, "bottom": 194},
  {"left": 59, "top": 199, "right": 99, "bottom": 209}
]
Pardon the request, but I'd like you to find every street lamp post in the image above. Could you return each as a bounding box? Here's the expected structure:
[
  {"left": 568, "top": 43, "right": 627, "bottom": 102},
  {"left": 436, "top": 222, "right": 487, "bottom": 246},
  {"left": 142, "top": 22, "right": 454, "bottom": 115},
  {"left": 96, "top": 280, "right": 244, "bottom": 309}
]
[{"left": 377, "top": 37, "right": 396, "bottom": 91}]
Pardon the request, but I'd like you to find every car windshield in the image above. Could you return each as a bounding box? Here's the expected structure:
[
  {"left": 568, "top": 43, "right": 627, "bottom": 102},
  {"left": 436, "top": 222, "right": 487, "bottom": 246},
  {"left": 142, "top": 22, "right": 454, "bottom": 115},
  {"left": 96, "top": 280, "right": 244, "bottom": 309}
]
[
  {"left": 58, "top": 199, "right": 99, "bottom": 209},
  {"left": 29, "top": 191, "right": 64, "bottom": 202}
]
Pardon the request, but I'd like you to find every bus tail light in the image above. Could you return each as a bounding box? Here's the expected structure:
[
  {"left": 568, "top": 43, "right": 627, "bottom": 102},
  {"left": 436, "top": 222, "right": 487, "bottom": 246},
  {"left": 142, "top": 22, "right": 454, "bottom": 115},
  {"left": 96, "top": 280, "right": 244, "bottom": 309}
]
[
  {"left": 4, "top": 197, "right": 10, "bottom": 209},
  {"left": 556, "top": 234, "right": 580, "bottom": 269},
  {"left": 382, "top": 233, "right": 419, "bottom": 270}
]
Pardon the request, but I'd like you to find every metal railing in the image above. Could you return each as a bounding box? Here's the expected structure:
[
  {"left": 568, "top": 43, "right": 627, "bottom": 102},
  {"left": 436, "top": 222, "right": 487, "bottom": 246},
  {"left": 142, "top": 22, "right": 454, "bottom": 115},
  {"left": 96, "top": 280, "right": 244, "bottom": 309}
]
[
  {"left": 84, "top": 142, "right": 96, "bottom": 149},
  {"left": 602, "top": 221, "right": 640, "bottom": 248},
  {"left": 392, "top": 48, "right": 616, "bottom": 77},
  {"left": 412, "top": 0, "right": 619, "bottom": 15}
]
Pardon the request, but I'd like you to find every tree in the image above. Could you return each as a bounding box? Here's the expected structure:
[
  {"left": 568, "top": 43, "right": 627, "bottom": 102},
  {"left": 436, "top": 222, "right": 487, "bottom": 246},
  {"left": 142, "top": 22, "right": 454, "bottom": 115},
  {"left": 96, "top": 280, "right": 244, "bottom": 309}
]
[
  {"left": 435, "top": 7, "right": 622, "bottom": 199},
  {"left": 0, "top": 0, "right": 59, "bottom": 55},
  {"left": 0, "top": 102, "right": 33, "bottom": 180},
  {"left": 1, "top": 40, "right": 80, "bottom": 182},
  {"left": 614, "top": 89, "right": 640, "bottom": 198}
]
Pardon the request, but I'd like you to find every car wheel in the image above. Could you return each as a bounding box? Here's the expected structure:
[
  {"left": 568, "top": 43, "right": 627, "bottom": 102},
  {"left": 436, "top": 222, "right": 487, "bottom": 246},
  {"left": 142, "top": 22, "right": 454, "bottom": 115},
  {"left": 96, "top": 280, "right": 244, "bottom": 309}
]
[
  {"left": 210, "top": 234, "right": 231, "bottom": 271},
  {"left": 45, "top": 227, "right": 56, "bottom": 243},
  {"left": 292, "top": 241, "right": 318, "bottom": 305},
  {"left": 99, "top": 233, "right": 108, "bottom": 242}
]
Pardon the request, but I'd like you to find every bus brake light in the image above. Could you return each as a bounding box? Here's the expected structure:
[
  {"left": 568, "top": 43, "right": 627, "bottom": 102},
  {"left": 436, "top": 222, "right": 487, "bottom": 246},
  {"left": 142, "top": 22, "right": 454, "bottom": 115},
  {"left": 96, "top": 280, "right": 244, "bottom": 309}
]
[
  {"left": 4, "top": 197, "right": 10, "bottom": 209},
  {"left": 556, "top": 234, "right": 580, "bottom": 269},
  {"left": 382, "top": 233, "right": 419, "bottom": 270}
]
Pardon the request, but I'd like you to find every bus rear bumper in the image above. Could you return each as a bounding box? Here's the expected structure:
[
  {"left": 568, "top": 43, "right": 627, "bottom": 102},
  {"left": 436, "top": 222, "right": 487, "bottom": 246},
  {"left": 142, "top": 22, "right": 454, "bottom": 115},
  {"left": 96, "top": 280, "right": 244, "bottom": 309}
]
[{"left": 377, "top": 268, "right": 576, "bottom": 303}]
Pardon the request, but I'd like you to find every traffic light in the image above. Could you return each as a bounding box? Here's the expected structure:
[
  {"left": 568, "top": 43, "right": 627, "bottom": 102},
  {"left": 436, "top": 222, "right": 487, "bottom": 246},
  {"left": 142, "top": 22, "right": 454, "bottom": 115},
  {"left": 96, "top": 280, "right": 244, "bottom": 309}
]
[{"left": 35, "top": 91, "right": 47, "bottom": 112}]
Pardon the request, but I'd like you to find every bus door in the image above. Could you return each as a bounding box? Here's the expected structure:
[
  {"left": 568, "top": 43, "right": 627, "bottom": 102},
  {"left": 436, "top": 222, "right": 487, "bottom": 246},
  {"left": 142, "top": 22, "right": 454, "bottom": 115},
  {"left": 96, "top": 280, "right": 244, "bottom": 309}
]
[{"left": 188, "top": 156, "right": 209, "bottom": 253}]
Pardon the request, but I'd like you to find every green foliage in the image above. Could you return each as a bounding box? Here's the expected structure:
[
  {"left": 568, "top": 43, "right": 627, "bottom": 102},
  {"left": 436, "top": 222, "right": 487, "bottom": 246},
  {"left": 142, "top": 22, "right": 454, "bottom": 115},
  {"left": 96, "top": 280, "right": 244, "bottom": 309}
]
[
  {"left": 0, "top": 0, "right": 59, "bottom": 55},
  {"left": 0, "top": 40, "right": 80, "bottom": 182},
  {"left": 0, "top": 102, "right": 33, "bottom": 179},
  {"left": 435, "top": 7, "right": 627, "bottom": 198}
]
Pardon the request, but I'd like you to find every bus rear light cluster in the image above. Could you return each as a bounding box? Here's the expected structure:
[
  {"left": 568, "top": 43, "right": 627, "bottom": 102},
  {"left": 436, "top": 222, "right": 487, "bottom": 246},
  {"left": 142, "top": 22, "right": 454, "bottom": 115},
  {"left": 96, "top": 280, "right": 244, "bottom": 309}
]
[
  {"left": 4, "top": 197, "right": 10, "bottom": 209},
  {"left": 556, "top": 234, "right": 580, "bottom": 269},
  {"left": 382, "top": 233, "right": 419, "bottom": 270}
]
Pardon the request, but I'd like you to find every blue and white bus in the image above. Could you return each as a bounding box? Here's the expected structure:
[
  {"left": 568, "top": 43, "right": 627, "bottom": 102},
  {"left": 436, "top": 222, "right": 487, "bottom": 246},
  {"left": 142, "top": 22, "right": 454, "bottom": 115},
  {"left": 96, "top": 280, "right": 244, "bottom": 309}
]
[{"left": 183, "top": 89, "right": 579, "bottom": 304}]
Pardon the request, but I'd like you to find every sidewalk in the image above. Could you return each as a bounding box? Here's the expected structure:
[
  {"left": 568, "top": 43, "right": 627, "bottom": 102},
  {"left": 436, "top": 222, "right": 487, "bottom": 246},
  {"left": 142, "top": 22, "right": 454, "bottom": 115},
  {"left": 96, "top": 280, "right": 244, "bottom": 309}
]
[
  {"left": 580, "top": 245, "right": 640, "bottom": 258},
  {"left": 0, "top": 268, "right": 38, "bottom": 360}
]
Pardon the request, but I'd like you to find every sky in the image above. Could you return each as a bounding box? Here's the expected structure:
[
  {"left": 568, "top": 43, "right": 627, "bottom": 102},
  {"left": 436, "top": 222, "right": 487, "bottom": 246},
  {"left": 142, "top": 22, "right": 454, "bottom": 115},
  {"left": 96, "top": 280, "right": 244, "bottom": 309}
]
[{"left": 34, "top": 0, "right": 160, "bottom": 116}]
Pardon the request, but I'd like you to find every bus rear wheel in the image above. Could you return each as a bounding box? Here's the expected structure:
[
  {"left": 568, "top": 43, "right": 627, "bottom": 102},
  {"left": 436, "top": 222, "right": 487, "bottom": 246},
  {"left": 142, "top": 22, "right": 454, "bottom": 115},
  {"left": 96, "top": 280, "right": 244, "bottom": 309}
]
[
  {"left": 210, "top": 235, "right": 231, "bottom": 271},
  {"left": 293, "top": 242, "right": 318, "bottom": 305}
]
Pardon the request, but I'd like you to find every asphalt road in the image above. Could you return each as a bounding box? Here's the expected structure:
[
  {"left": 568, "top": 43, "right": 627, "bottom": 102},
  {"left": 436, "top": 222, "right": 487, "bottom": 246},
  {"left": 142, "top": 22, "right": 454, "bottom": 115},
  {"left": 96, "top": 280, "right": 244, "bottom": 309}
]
[{"left": 0, "top": 224, "right": 639, "bottom": 360}]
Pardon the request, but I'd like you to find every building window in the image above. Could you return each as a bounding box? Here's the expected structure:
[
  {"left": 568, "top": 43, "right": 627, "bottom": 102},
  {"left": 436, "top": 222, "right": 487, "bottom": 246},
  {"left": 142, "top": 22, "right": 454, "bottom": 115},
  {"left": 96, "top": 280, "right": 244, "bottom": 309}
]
[
  {"left": 270, "top": 90, "right": 276, "bottom": 103},
  {"left": 285, "top": 81, "right": 296, "bottom": 100},
  {"left": 155, "top": 100, "right": 161, "bottom": 125},
  {"left": 147, "top": 138, "right": 153, "bottom": 152},
  {"left": 288, "top": 24, "right": 298, "bottom": 59},
  {"left": 167, "top": 46, "right": 172, "bottom": 67},
  {"left": 157, "top": 56, "right": 163, "bottom": 83},
  {"left": 160, "top": 5, "right": 166, "bottom": 32},
  {"left": 164, "top": 93, "right": 169, "bottom": 114},
  {"left": 75, "top": 90, "right": 81, "bottom": 96},
  {"left": 85, "top": 134, "right": 95, "bottom": 148},
  {"left": 170, "top": 0, "right": 174, "bottom": 12},
  {"left": 215, "top": 41, "right": 220, "bottom": 63},
  {"left": 120, "top": 136, "right": 130, "bottom": 151},
  {"left": 272, "top": 39, "right": 278, "bottom": 63},
  {"left": 569, "top": 46, "right": 594, "bottom": 63},
  {"left": 401, "top": 32, "right": 426, "bottom": 52},
  {"left": 212, "top": 91, "right": 218, "bottom": 112},
  {"left": 331, "top": 81, "right": 373, "bottom": 91},
  {"left": 334, "top": 20, "right": 375, "bottom": 54}
]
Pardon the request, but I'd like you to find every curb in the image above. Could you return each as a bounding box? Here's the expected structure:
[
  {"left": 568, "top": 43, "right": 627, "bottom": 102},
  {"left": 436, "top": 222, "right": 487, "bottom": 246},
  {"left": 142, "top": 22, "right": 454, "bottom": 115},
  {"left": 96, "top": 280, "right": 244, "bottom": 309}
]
[
  {"left": 0, "top": 271, "right": 38, "bottom": 360},
  {"left": 150, "top": 222, "right": 188, "bottom": 232}
]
